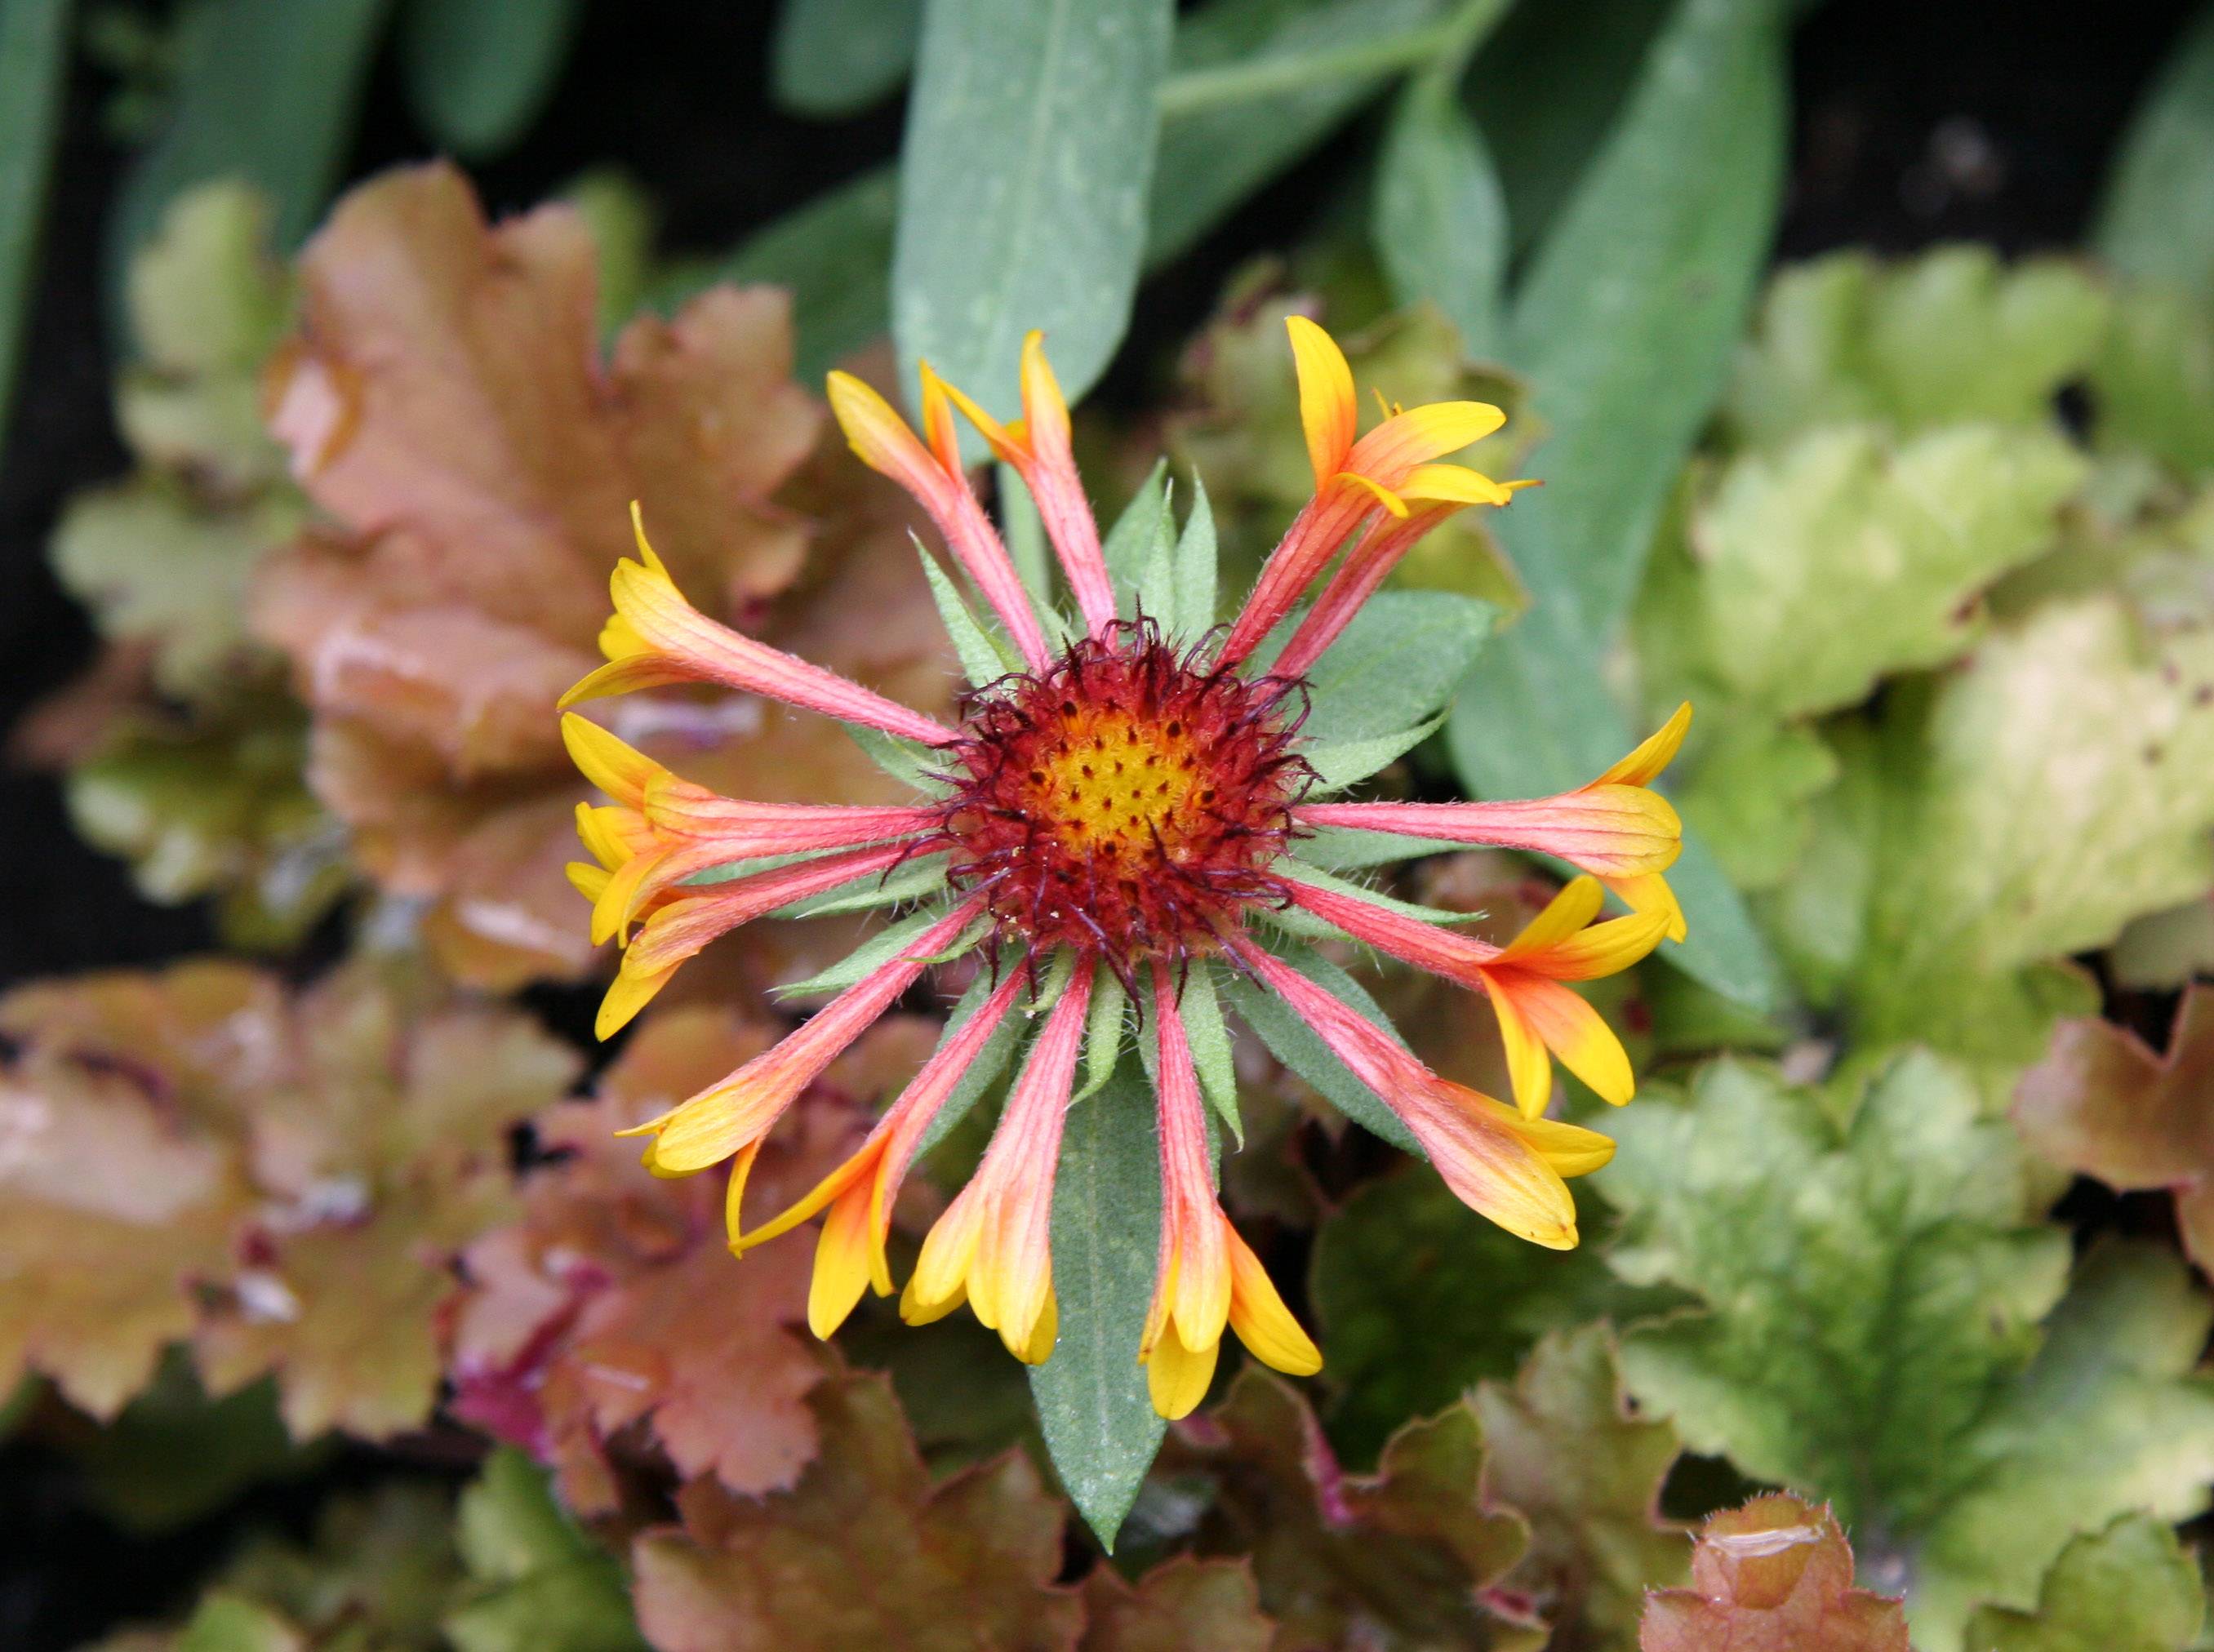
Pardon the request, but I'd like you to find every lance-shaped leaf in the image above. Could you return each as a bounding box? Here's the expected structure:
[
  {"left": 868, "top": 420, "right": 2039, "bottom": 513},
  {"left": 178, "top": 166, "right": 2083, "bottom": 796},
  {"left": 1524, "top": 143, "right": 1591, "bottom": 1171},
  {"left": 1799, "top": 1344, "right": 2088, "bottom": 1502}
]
[
  {"left": 1374, "top": 65, "right": 1508, "bottom": 357},
  {"left": 0, "top": 0, "right": 73, "bottom": 460},
  {"left": 1638, "top": 1494, "right": 1909, "bottom": 1652},
  {"left": 894, "top": 0, "right": 1172, "bottom": 419},
  {"left": 399, "top": 0, "right": 585, "bottom": 161},
  {"left": 631, "top": 1369, "right": 1083, "bottom": 1650},
  {"left": 1029, "top": 1067, "right": 1166, "bottom": 1551},
  {"left": 1958, "top": 1514, "right": 2206, "bottom": 1652},
  {"left": 1450, "top": 0, "right": 1789, "bottom": 1012},
  {"left": 1165, "top": 1371, "right": 1540, "bottom": 1650},
  {"left": 106, "top": 0, "right": 391, "bottom": 286},
  {"left": 2094, "top": 2, "right": 2214, "bottom": 293},
  {"left": 1475, "top": 1326, "right": 1690, "bottom": 1650},
  {"left": 2015, "top": 986, "right": 2214, "bottom": 1269}
]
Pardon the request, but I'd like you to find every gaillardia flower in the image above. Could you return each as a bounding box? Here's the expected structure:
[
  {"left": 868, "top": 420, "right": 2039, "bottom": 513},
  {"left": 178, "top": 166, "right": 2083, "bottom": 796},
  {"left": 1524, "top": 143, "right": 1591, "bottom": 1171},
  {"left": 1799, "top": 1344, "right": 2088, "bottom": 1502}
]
[{"left": 561, "top": 317, "right": 1687, "bottom": 1419}]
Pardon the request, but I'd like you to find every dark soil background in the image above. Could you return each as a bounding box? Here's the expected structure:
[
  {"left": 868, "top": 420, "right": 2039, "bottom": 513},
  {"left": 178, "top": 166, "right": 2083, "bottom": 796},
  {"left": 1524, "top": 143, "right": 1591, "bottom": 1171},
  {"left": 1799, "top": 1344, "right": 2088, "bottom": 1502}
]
[{"left": 0, "top": 1, "right": 2198, "bottom": 1645}]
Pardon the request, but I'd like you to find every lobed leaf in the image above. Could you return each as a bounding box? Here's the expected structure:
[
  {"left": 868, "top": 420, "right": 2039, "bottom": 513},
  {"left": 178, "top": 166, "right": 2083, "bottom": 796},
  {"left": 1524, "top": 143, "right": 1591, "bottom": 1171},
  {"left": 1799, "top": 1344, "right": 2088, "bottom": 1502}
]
[
  {"left": 1638, "top": 1494, "right": 1909, "bottom": 1651},
  {"left": 1477, "top": 1326, "right": 1690, "bottom": 1651},
  {"left": 1722, "top": 247, "right": 2110, "bottom": 451},
  {"left": 1958, "top": 1514, "right": 2206, "bottom": 1652},
  {"left": 1162, "top": 1371, "right": 1539, "bottom": 1650},
  {"left": 1309, "top": 1167, "right": 1675, "bottom": 1465},
  {"left": 632, "top": 1369, "right": 1083, "bottom": 1650}
]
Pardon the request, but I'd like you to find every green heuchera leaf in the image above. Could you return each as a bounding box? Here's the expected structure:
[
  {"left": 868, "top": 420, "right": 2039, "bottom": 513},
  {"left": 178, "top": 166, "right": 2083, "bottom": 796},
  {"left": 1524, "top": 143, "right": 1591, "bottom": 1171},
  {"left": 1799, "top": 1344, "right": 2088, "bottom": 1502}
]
[
  {"left": 1163, "top": 1370, "right": 1540, "bottom": 1650},
  {"left": 1668, "top": 705, "right": 1838, "bottom": 893},
  {"left": 64, "top": 704, "right": 349, "bottom": 950},
  {"left": 52, "top": 481, "right": 303, "bottom": 699},
  {"left": 1673, "top": 423, "right": 2087, "bottom": 718},
  {"left": 1722, "top": 246, "right": 2110, "bottom": 451},
  {"left": 1029, "top": 1065, "right": 1165, "bottom": 1549},
  {"left": 445, "top": 1449, "right": 647, "bottom": 1652},
  {"left": 1474, "top": 1326, "right": 1691, "bottom": 1651},
  {"left": 2090, "top": 280, "right": 2214, "bottom": 479},
  {"left": 1604, "top": 1055, "right": 2214, "bottom": 1650},
  {"left": 1960, "top": 1514, "right": 2205, "bottom": 1652},
  {"left": 68, "top": 1360, "right": 322, "bottom": 1534},
  {"left": 119, "top": 181, "right": 295, "bottom": 492},
  {"left": 1763, "top": 597, "right": 2214, "bottom": 1058},
  {"left": 1309, "top": 1166, "right": 1676, "bottom": 1463}
]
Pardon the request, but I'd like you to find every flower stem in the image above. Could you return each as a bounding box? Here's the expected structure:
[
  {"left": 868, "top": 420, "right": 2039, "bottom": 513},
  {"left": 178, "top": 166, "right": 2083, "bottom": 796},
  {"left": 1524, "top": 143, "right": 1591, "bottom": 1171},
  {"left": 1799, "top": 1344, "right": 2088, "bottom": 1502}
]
[{"left": 1156, "top": 0, "right": 1514, "bottom": 119}]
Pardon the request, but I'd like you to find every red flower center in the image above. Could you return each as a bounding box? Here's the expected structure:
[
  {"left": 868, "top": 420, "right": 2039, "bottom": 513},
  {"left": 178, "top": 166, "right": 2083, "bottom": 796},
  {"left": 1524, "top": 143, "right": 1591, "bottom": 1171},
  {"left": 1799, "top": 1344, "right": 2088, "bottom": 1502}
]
[{"left": 936, "top": 621, "right": 1309, "bottom": 970}]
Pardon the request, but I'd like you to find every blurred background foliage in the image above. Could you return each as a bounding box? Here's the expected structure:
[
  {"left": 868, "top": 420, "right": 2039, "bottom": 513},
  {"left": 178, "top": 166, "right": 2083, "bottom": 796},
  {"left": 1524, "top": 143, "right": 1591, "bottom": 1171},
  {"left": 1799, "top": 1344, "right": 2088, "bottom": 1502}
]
[{"left": 6, "top": 0, "right": 2214, "bottom": 1647}]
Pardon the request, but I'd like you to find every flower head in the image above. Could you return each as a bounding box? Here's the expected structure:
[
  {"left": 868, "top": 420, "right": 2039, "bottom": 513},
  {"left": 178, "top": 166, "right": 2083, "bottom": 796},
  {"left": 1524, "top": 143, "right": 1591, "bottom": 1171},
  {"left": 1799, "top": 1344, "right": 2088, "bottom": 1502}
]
[{"left": 559, "top": 320, "right": 1687, "bottom": 1415}]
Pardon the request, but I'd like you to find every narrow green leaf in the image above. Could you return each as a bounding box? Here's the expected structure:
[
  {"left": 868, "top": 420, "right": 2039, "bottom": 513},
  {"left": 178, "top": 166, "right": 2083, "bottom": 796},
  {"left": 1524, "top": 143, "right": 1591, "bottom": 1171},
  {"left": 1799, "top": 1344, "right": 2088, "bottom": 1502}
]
[
  {"left": 886, "top": 977, "right": 1016, "bottom": 1168},
  {"left": 1135, "top": 484, "right": 1180, "bottom": 631},
  {"left": 1451, "top": 625, "right": 1785, "bottom": 1009},
  {"left": 1300, "top": 590, "right": 1495, "bottom": 745},
  {"left": 911, "top": 970, "right": 1031, "bottom": 1161},
  {"left": 895, "top": 0, "right": 1174, "bottom": 422},
  {"left": 1466, "top": 0, "right": 1672, "bottom": 260},
  {"left": 776, "top": 854, "right": 951, "bottom": 917},
  {"left": 1499, "top": 0, "right": 1787, "bottom": 637},
  {"left": 1179, "top": 962, "right": 1243, "bottom": 1145},
  {"left": 650, "top": 166, "right": 898, "bottom": 384},
  {"left": 1101, "top": 458, "right": 1170, "bottom": 602},
  {"left": 107, "top": 0, "right": 393, "bottom": 307},
  {"left": 2093, "top": 2, "right": 2214, "bottom": 291},
  {"left": 771, "top": 0, "right": 922, "bottom": 118},
  {"left": 1074, "top": 966, "right": 1130, "bottom": 1104},
  {"left": 1452, "top": 0, "right": 1789, "bottom": 1010},
  {"left": 1148, "top": 0, "right": 1452, "bottom": 265},
  {"left": 1172, "top": 473, "right": 1220, "bottom": 636},
  {"left": 1296, "top": 824, "right": 1473, "bottom": 870},
  {"left": 1275, "top": 857, "right": 1487, "bottom": 926},
  {"left": 771, "top": 904, "right": 967, "bottom": 999},
  {"left": 1304, "top": 713, "right": 1445, "bottom": 793},
  {"left": 916, "top": 538, "right": 1020, "bottom": 686},
  {"left": 0, "top": 0, "right": 70, "bottom": 464},
  {"left": 399, "top": 0, "right": 582, "bottom": 161},
  {"left": 1030, "top": 1067, "right": 1166, "bottom": 1549},
  {"left": 842, "top": 721, "right": 948, "bottom": 793},
  {"left": 1374, "top": 65, "right": 1506, "bottom": 357},
  {"left": 1221, "top": 942, "right": 1421, "bottom": 1154}
]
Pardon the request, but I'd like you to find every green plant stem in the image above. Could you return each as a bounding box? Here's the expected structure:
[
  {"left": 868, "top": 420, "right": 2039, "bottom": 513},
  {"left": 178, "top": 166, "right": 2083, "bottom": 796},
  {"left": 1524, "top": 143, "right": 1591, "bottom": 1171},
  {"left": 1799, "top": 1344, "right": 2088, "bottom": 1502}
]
[{"left": 1156, "top": 0, "right": 1510, "bottom": 118}]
